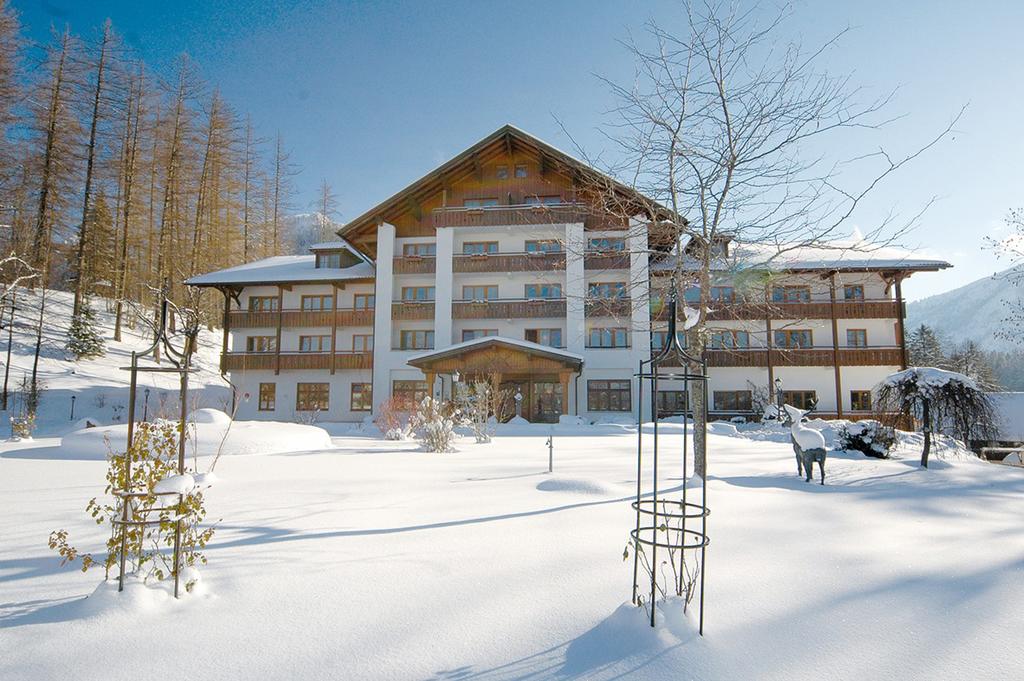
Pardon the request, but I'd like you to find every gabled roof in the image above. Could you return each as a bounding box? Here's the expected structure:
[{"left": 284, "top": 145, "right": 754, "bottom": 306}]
[
  {"left": 406, "top": 336, "right": 584, "bottom": 371},
  {"left": 185, "top": 255, "right": 374, "bottom": 288},
  {"left": 338, "top": 124, "right": 669, "bottom": 247}
]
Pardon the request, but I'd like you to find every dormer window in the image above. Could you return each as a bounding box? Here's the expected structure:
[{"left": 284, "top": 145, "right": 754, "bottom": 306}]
[
  {"left": 316, "top": 252, "right": 342, "bottom": 269},
  {"left": 496, "top": 165, "right": 509, "bottom": 179},
  {"left": 514, "top": 164, "right": 528, "bottom": 178}
]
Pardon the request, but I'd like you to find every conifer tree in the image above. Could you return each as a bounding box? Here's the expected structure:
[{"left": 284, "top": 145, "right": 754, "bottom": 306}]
[
  {"left": 66, "top": 298, "right": 106, "bottom": 360},
  {"left": 906, "top": 324, "right": 945, "bottom": 367}
]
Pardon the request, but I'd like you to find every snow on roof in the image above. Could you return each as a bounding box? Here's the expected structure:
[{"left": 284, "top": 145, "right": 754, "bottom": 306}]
[
  {"left": 653, "top": 232, "right": 951, "bottom": 274},
  {"left": 406, "top": 335, "right": 584, "bottom": 367},
  {"left": 988, "top": 392, "right": 1024, "bottom": 442},
  {"left": 186, "top": 255, "right": 374, "bottom": 287}
]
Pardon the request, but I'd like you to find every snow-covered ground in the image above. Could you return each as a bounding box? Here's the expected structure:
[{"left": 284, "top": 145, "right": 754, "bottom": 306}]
[
  {"left": 0, "top": 289, "right": 229, "bottom": 438},
  {"left": 2, "top": 423, "right": 1022, "bottom": 680}
]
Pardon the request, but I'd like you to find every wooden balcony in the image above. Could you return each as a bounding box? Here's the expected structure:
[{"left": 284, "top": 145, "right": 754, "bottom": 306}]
[
  {"left": 228, "top": 308, "right": 373, "bottom": 329},
  {"left": 393, "top": 255, "right": 436, "bottom": 274},
  {"left": 392, "top": 301, "right": 435, "bottom": 320},
  {"left": 432, "top": 203, "right": 591, "bottom": 229},
  {"left": 584, "top": 252, "right": 631, "bottom": 270},
  {"left": 452, "top": 252, "right": 565, "bottom": 273},
  {"left": 585, "top": 297, "right": 633, "bottom": 318},
  {"left": 221, "top": 351, "right": 373, "bottom": 372},
  {"left": 452, "top": 298, "right": 567, "bottom": 319},
  {"left": 694, "top": 346, "right": 903, "bottom": 368},
  {"left": 651, "top": 299, "right": 902, "bottom": 322}
]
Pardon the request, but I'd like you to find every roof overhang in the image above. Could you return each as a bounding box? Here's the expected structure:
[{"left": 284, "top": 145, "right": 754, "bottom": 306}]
[{"left": 407, "top": 336, "right": 584, "bottom": 373}]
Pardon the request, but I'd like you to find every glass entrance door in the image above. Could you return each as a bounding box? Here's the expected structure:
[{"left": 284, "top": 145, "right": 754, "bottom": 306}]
[{"left": 531, "top": 382, "right": 563, "bottom": 423}]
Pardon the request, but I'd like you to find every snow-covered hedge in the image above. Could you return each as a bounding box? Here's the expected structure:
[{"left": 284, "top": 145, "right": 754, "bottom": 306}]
[{"left": 838, "top": 420, "right": 896, "bottom": 459}]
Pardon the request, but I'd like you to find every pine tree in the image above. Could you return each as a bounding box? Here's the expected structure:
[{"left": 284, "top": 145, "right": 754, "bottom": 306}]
[
  {"left": 947, "top": 340, "right": 1000, "bottom": 390},
  {"left": 66, "top": 299, "right": 106, "bottom": 360},
  {"left": 907, "top": 324, "right": 945, "bottom": 367}
]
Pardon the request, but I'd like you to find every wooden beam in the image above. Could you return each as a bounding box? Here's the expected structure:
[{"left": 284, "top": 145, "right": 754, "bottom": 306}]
[
  {"left": 894, "top": 275, "right": 908, "bottom": 370},
  {"left": 274, "top": 286, "right": 284, "bottom": 376},
  {"left": 330, "top": 284, "right": 340, "bottom": 375},
  {"left": 829, "top": 273, "right": 844, "bottom": 418}
]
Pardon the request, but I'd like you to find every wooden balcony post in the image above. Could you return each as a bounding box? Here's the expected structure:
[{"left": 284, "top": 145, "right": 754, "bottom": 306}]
[
  {"left": 894, "top": 275, "right": 908, "bottom": 370},
  {"left": 828, "top": 273, "right": 844, "bottom": 418},
  {"left": 220, "top": 288, "right": 231, "bottom": 374},
  {"left": 331, "top": 283, "right": 340, "bottom": 375},
  {"left": 559, "top": 371, "right": 571, "bottom": 415},
  {"left": 274, "top": 285, "right": 285, "bottom": 376}
]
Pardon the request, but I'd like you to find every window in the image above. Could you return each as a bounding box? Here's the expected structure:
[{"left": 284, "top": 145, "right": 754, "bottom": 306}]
[
  {"left": 403, "top": 243, "right": 436, "bottom": 256},
  {"left": 301, "top": 294, "right": 334, "bottom": 311},
  {"left": 462, "top": 329, "right": 498, "bottom": 341},
  {"left": 844, "top": 285, "right": 865, "bottom": 301},
  {"left": 401, "top": 286, "right": 435, "bottom": 301},
  {"left": 393, "top": 380, "right": 429, "bottom": 404},
  {"left": 588, "top": 327, "right": 629, "bottom": 348},
  {"left": 462, "top": 241, "right": 499, "bottom": 255},
  {"left": 299, "top": 335, "right": 331, "bottom": 352},
  {"left": 588, "top": 237, "right": 626, "bottom": 252},
  {"left": 525, "top": 283, "right": 562, "bottom": 299},
  {"left": 588, "top": 282, "right": 627, "bottom": 299},
  {"left": 399, "top": 330, "right": 434, "bottom": 350},
  {"left": 525, "top": 239, "right": 562, "bottom": 253},
  {"left": 851, "top": 390, "right": 873, "bottom": 411},
  {"left": 525, "top": 328, "right": 562, "bottom": 347},
  {"left": 496, "top": 165, "right": 509, "bottom": 179},
  {"left": 713, "top": 390, "right": 752, "bottom": 412},
  {"left": 710, "top": 286, "right": 735, "bottom": 302},
  {"left": 846, "top": 329, "right": 868, "bottom": 347},
  {"left": 782, "top": 390, "right": 817, "bottom": 410},
  {"left": 514, "top": 164, "right": 528, "bottom": 178},
  {"left": 462, "top": 285, "right": 498, "bottom": 301},
  {"left": 316, "top": 253, "right": 342, "bottom": 269},
  {"left": 463, "top": 198, "right": 499, "bottom": 208},
  {"left": 296, "top": 383, "right": 329, "bottom": 412},
  {"left": 772, "top": 286, "right": 812, "bottom": 303},
  {"left": 774, "top": 329, "right": 813, "bottom": 348},
  {"left": 709, "top": 330, "right": 750, "bottom": 349},
  {"left": 258, "top": 383, "right": 276, "bottom": 411},
  {"left": 246, "top": 336, "right": 277, "bottom": 353},
  {"left": 353, "top": 294, "right": 375, "bottom": 309},
  {"left": 352, "top": 334, "right": 373, "bottom": 352},
  {"left": 524, "top": 195, "right": 562, "bottom": 205},
  {"left": 651, "top": 330, "right": 669, "bottom": 351},
  {"left": 351, "top": 383, "right": 372, "bottom": 411},
  {"left": 248, "top": 296, "right": 278, "bottom": 312},
  {"left": 588, "top": 380, "right": 631, "bottom": 412},
  {"left": 657, "top": 391, "right": 689, "bottom": 415}
]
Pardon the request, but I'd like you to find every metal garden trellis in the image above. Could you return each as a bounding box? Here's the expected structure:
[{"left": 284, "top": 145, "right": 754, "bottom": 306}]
[
  {"left": 631, "top": 288, "right": 710, "bottom": 633},
  {"left": 113, "top": 294, "right": 198, "bottom": 599}
]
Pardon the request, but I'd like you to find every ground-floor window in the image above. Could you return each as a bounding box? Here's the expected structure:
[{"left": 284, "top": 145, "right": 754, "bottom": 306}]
[
  {"left": 393, "top": 380, "right": 429, "bottom": 405},
  {"left": 588, "top": 379, "right": 631, "bottom": 411},
  {"left": 713, "top": 390, "right": 752, "bottom": 412},
  {"left": 657, "top": 390, "right": 689, "bottom": 415},
  {"left": 258, "top": 382, "right": 276, "bottom": 411},
  {"left": 296, "top": 383, "right": 329, "bottom": 411},
  {"left": 850, "top": 390, "right": 872, "bottom": 411},
  {"left": 351, "top": 383, "right": 372, "bottom": 411},
  {"left": 782, "top": 390, "right": 817, "bottom": 410}
]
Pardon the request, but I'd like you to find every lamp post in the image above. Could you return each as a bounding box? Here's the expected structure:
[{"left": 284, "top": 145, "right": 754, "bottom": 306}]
[
  {"left": 514, "top": 389, "right": 523, "bottom": 419},
  {"left": 70, "top": 395, "right": 76, "bottom": 420},
  {"left": 143, "top": 387, "right": 150, "bottom": 422}
]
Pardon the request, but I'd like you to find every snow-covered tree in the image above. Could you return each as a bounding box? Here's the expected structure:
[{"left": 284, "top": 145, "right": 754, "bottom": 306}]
[
  {"left": 875, "top": 367, "right": 996, "bottom": 467},
  {"left": 66, "top": 299, "right": 106, "bottom": 360},
  {"left": 906, "top": 324, "right": 946, "bottom": 368},
  {"left": 946, "top": 340, "right": 1000, "bottom": 390}
]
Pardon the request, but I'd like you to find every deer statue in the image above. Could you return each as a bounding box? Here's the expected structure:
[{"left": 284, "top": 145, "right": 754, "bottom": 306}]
[{"left": 783, "top": 404, "right": 827, "bottom": 485}]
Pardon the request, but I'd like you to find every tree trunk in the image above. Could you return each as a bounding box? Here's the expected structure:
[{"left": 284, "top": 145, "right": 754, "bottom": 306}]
[{"left": 921, "top": 400, "right": 931, "bottom": 468}]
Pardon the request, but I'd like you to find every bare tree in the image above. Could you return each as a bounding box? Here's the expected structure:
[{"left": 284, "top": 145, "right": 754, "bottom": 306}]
[
  {"left": 570, "top": 2, "right": 961, "bottom": 478},
  {"left": 987, "top": 208, "right": 1024, "bottom": 341},
  {"left": 315, "top": 178, "right": 338, "bottom": 241}
]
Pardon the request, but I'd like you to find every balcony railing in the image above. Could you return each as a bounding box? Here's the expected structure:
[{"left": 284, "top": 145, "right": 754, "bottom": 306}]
[
  {"left": 392, "top": 301, "right": 435, "bottom": 320},
  {"left": 452, "top": 298, "right": 567, "bottom": 319},
  {"left": 393, "top": 255, "right": 436, "bottom": 274},
  {"left": 431, "top": 203, "right": 588, "bottom": 229},
  {"left": 692, "top": 346, "right": 903, "bottom": 368},
  {"left": 585, "top": 297, "right": 633, "bottom": 317},
  {"left": 228, "top": 308, "right": 373, "bottom": 329},
  {"left": 452, "top": 251, "right": 565, "bottom": 273},
  {"left": 584, "top": 251, "right": 631, "bottom": 270},
  {"left": 650, "top": 299, "right": 902, "bottom": 322},
  {"left": 221, "top": 351, "right": 373, "bottom": 372}
]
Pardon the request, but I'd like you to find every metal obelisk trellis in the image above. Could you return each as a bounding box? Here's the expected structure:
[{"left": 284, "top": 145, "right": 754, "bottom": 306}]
[
  {"left": 113, "top": 293, "right": 197, "bottom": 598},
  {"left": 631, "top": 288, "right": 710, "bottom": 633}
]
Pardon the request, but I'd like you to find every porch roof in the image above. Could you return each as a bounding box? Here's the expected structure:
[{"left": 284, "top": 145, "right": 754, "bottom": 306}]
[{"left": 407, "top": 336, "right": 584, "bottom": 373}]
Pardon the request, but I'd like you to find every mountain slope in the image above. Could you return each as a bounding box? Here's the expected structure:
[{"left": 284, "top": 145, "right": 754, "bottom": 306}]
[{"left": 906, "top": 267, "right": 1024, "bottom": 352}]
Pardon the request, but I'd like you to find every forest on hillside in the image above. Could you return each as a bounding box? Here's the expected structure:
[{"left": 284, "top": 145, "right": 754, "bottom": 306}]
[{"left": 0, "top": 1, "right": 338, "bottom": 323}]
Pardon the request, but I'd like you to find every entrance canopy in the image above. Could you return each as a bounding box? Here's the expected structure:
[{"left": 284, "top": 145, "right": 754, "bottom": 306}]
[{"left": 407, "top": 336, "right": 583, "bottom": 376}]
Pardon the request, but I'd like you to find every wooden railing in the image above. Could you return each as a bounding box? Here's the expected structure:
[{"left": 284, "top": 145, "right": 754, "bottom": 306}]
[
  {"left": 585, "top": 297, "right": 633, "bottom": 317},
  {"left": 452, "top": 252, "right": 565, "bottom": 273},
  {"left": 686, "top": 346, "right": 904, "bottom": 368},
  {"left": 393, "top": 255, "right": 436, "bottom": 274},
  {"left": 650, "top": 299, "right": 902, "bottom": 321},
  {"left": 584, "top": 252, "right": 631, "bottom": 270},
  {"left": 221, "top": 351, "right": 373, "bottom": 372},
  {"left": 452, "top": 298, "right": 567, "bottom": 319},
  {"left": 228, "top": 308, "right": 373, "bottom": 329},
  {"left": 392, "top": 301, "right": 435, "bottom": 320},
  {"left": 432, "top": 203, "right": 590, "bottom": 229}
]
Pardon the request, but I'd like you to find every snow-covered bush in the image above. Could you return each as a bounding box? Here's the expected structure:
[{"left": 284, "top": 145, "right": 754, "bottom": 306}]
[
  {"left": 411, "top": 396, "right": 459, "bottom": 452},
  {"left": 838, "top": 420, "right": 896, "bottom": 459},
  {"left": 374, "top": 396, "right": 414, "bottom": 440},
  {"left": 48, "top": 420, "right": 216, "bottom": 592},
  {"left": 65, "top": 300, "right": 106, "bottom": 360},
  {"left": 454, "top": 380, "right": 494, "bottom": 443},
  {"left": 9, "top": 413, "right": 34, "bottom": 440}
]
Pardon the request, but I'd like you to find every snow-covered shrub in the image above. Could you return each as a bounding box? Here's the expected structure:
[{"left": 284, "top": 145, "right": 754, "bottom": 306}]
[
  {"left": 65, "top": 300, "right": 106, "bottom": 360},
  {"left": 838, "top": 420, "right": 896, "bottom": 459},
  {"left": 374, "top": 396, "right": 414, "bottom": 440},
  {"left": 411, "top": 396, "right": 459, "bottom": 452},
  {"left": 48, "top": 420, "right": 216, "bottom": 592},
  {"left": 454, "top": 380, "right": 494, "bottom": 443},
  {"left": 9, "top": 413, "right": 34, "bottom": 440}
]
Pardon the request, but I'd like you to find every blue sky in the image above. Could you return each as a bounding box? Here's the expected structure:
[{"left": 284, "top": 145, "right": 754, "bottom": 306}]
[{"left": 14, "top": 1, "right": 1024, "bottom": 300}]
